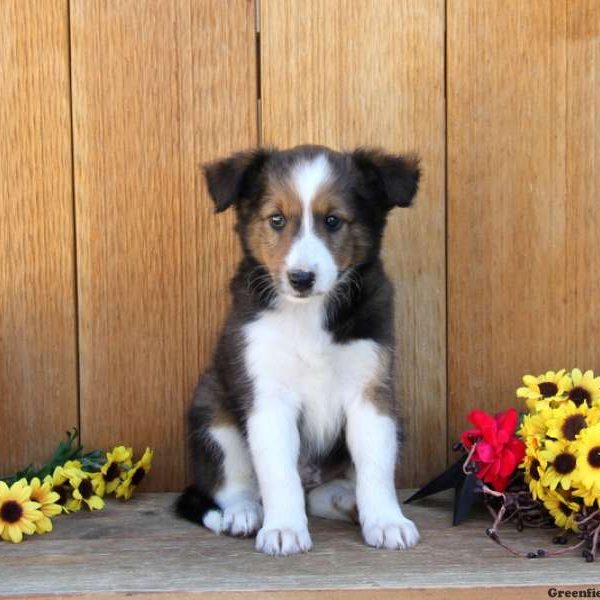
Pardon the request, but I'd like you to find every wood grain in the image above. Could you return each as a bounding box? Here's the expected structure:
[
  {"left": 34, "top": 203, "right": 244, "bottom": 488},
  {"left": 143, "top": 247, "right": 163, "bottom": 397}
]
[
  {"left": 4, "top": 590, "right": 588, "bottom": 600},
  {"left": 447, "top": 2, "right": 600, "bottom": 447},
  {"left": 0, "top": 1, "right": 78, "bottom": 476},
  {"left": 70, "top": 0, "right": 257, "bottom": 490},
  {"left": 565, "top": 1, "right": 600, "bottom": 366},
  {"left": 3, "top": 492, "right": 598, "bottom": 596},
  {"left": 260, "top": 0, "right": 447, "bottom": 487}
]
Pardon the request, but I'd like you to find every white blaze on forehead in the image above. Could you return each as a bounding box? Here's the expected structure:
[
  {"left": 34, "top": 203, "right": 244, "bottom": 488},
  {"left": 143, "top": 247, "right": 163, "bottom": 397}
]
[
  {"left": 290, "top": 154, "right": 332, "bottom": 215},
  {"left": 284, "top": 154, "right": 337, "bottom": 295}
]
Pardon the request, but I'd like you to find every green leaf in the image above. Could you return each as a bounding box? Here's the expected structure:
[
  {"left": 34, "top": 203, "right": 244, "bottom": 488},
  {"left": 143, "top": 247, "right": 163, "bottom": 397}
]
[{"left": 0, "top": 428, "right": 107, "bottom": 485}]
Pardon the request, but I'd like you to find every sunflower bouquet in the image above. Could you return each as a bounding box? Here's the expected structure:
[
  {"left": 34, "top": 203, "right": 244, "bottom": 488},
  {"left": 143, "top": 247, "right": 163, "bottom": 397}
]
[
  {"left": 407, "top": 368, "right": 600, "bottom": 562},
  {"left": 0, "top": 429, "right": 153, "bottom": 543}
]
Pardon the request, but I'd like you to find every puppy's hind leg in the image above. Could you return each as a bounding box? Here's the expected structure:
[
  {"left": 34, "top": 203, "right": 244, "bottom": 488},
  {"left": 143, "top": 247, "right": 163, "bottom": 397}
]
[
  {"left": 176, "top": 371, "right": 262, "bottom": 537},
  {"left": 307, "top": 479, "right": 358, "bottom": 523},
  {"left": 208, "top": 425, "right": 263, "bottom": 537}
]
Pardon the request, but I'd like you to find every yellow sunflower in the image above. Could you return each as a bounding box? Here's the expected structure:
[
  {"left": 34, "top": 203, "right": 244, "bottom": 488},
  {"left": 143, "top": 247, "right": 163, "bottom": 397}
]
[
  {"left": 518, "top": 412, "right": 548, "bottom": 441},
  {"left": 29, "top": 477, "right": 61, "bottom": 534},
  {"left": 574, "top": 423, "right": 600, "bottom": 497},
  {"left": 545, "top": 401, "right": 592, "bottom": 442},
  {"left": 101, "top": 446, "right": 133, "bottom": 494},
  {"left": 62, "top": 460, "right": 86, "bottom": 481},
  {"left": 588, "top": 406, "right": 600, "bottom": 428},
  {"left": 0, "top": 480, "right": 42, "bottom": 543},
  {"left": 63, "top": 459, "right": 84, "bottom": 472},
  {"left": 45, "top": 467, "right": 76, "bottom": 513},
  {"left": 522, "top": 450, "right": 548, "bottom": 500},
  {"left": 90, "top": 472, "right": 106, "bottom": 497},
  {"left": 116, "top": 448, "right": 153, "bottom": 500},
  {"left": 518, "top": 370, "right": 569, "bottom": 412},
  {"left": 69, "top": 475, "right": 105, "bottom": 511},
  {"left": 543, "top": 490, "right": 581, "bottom": 531},
  {"left": 572, "top": 484, "right": 599, "bottom": 508},
  {"left": 563, "top": 369, "right": 600, "bottom": 408},
  {"left": 540, "top": 439, "right": 579, "bottom": 491}
]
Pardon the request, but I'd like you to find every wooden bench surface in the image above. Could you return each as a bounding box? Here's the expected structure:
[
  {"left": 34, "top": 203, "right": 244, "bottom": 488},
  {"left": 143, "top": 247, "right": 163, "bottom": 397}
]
[{"left": 2, "top": 491, "right": 598, "bottom": 599}]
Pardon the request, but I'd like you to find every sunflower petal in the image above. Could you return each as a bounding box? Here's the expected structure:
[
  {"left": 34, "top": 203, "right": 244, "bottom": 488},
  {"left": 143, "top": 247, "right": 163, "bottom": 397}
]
[
  {"left": 35, "top": 516, "right": 53, "bottom": 534},
  {"left": 13, "top": 485, "right": 32, "bottom": 504},
  {"left": 87, "top": 496, "right": 105, "bottom": 511},
  {"left": 42, "top": 503, "right": 62, "bottom": 518},
  {"left": 7, "top": 525, "right": 23, "bottom": 543},
  {"left": 583, "top": 370, "right": 595, "bottom": 382}
]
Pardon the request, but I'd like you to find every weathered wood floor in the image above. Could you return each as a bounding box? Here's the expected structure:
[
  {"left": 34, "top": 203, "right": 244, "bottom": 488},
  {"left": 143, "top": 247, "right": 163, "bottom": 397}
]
[{"left": 2, "top": 491, "right": 599, "bottom": 599}]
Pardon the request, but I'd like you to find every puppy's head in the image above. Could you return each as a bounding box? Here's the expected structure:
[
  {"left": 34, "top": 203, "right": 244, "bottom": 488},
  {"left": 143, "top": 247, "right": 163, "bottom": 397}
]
[{"left": 204, "top": 145, "right": 420, "bottom": 301}]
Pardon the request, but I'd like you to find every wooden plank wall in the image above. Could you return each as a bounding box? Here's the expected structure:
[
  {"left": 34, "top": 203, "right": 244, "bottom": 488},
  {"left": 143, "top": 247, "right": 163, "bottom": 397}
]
[
  {"left": 447, "top": 1, "right": 600, "bottom": 450},
  {"left": 70, "top": 0, "right": 256, "bottom": 490},
  {"left": 0, "top": 1, "right": 79, "bottom": 476},
  {"left": 260, "top": 0, "right": 447, "bottom": 486},
  {"left": 2, "top": 1, "right": 599, "bottom": 491}
]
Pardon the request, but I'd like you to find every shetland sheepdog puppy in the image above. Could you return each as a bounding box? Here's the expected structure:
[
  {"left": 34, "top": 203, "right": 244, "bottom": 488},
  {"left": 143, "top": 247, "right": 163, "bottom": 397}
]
[{"left": 176, "top": 145, "right": 420, "bottom": 556}]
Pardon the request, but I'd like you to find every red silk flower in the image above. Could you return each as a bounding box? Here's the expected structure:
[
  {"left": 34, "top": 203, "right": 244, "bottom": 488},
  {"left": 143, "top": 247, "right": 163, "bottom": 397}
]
[{"left": 460, "top": 408, "right": 525, "bottom": 492}]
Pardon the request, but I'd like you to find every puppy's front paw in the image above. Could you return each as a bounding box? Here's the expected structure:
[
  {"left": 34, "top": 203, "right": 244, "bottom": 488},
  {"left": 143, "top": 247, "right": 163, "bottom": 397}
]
[
  {"left": 362, "top": 516, "right": 420, "bottom": 550},
  {"left": 255, "top": 525, "right": 312, "bottom": 556},
  {"left": 222, "top": 500, "right": 263, "bottom": 537}
]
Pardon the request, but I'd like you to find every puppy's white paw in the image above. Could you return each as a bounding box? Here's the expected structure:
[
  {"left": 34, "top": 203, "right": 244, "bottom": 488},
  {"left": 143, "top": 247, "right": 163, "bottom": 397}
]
[
  {"left": 202, "top": 501, "right": 263, "bottom": 537},
  {"left": 362, "top": 516, "right": 420, "bottom": 550},
  {"left": 222, "top": 501, "right": 263, "bottom": 537},
  {"left": 255, "top": 525, "right": 312, "bottom": 556}
]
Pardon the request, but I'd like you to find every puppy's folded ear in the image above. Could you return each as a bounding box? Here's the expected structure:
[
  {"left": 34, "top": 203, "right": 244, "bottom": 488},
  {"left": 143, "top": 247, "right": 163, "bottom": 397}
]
[
  {"left": 203, "top": 148, "right": 273, "bottom": 213},
  {"left": 352, "top": 148, "right": 420, "bottom": 209}
]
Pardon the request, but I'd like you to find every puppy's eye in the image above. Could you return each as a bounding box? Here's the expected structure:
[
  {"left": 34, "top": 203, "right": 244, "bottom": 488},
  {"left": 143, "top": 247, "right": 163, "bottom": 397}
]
[
  {"left": 324, "top": 214, "right": 342, "bottom": 232},
  {"left": 269, "top": 213, "right": 286, "bottom": 230}
]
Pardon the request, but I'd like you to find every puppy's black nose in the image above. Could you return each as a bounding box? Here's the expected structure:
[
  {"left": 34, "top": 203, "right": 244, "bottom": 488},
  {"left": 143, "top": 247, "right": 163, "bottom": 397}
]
[{"left": 288, "top": 269, "right": 315, "bottom": 292}]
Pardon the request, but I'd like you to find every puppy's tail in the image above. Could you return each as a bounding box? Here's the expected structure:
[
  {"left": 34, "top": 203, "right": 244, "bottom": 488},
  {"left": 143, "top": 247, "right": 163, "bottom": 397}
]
[{"left": 175, "top": 485, "right": 223, "bottom": 532}]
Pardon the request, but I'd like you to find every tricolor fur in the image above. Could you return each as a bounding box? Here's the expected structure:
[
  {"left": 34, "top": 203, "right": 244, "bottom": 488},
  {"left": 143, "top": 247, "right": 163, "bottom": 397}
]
[{"left": 176, "top": 145, "right": 421, "bottom": 555}]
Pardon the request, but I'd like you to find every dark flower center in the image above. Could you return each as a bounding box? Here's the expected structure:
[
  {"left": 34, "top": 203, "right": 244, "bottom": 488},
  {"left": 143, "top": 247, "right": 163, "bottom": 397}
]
[
  {"left": 0, "top": 500, "right": 23, "bottom": 524},
  {"left": 131, "top": 467, "right": 146, "bottom": 486},
  {"left": 559, "top": 503, "right": 573, "bottom": 517},
  {"left": 587, "top": 446, "right": 600, "bottom": 469},
  {"left": 539, "top": 382, "right": 558, "bottom": 397},
  {"left": 79, "top": 479, "right": 94, "bottom": 500},
  {"left": 553, "top": 452, "right": 576, "bottom": 474},
  {"left": 569, "top": 386, "right": 591, "bottom": 407},
  {"left": 104, "top": 462, "right": 120, "bottom": 483},
  {"left": 530, "top": 459, "right": 541, "bottom": 480},
  {"left": 53, "top": 484, "right": 69, "bottom": 505},
  {"left": 562, "top": 414, "right": 587, "bottom": 441}
]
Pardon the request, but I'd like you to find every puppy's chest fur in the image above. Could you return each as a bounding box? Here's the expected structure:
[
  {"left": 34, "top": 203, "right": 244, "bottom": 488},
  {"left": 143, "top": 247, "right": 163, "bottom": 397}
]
[{"left": 243, "top": 297, "right": 382, "bottom": 455}]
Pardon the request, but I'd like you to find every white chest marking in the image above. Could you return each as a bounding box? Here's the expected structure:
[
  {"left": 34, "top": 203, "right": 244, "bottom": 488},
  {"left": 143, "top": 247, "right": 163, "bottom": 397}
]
[{"left": 243, "top": 297, "right": 381, "bottom": 454}]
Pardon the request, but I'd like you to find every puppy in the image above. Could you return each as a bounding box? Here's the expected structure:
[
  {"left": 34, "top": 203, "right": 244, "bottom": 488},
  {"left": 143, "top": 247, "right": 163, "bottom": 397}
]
[{"left": 176, "top": 145, "right": 420, "bottom": 556}]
